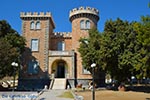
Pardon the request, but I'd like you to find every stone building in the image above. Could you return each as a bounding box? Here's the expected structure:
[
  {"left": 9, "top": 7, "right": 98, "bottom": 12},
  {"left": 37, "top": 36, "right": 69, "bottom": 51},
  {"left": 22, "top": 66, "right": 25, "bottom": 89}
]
[{"left": 19, "top": 6, "right": 101, "bottom": 90}]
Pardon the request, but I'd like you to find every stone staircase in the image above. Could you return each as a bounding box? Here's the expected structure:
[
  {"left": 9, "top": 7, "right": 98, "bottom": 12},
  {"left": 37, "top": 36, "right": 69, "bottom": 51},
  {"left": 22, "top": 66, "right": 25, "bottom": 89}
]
[{"left": 50, "top": 78, "right": 67, "bottom": 89}]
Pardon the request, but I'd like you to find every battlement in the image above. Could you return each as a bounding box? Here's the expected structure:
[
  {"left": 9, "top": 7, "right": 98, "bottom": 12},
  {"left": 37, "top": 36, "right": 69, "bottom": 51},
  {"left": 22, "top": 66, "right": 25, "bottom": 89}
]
[
  {"left": 20, "top": 12, "right": 52, "bottom": 18},
  {"left": 69, "top": 6, "right": 99, "bottom": 18},
  {"left": 51, "top": 32, "right": 72, "bottom": 38}
]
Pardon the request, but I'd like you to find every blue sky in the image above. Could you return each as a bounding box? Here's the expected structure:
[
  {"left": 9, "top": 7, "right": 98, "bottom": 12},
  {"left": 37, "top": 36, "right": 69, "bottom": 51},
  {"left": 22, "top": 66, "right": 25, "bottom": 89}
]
[{"left": 0, "top": 0, "right": 149, "bottom": 34}]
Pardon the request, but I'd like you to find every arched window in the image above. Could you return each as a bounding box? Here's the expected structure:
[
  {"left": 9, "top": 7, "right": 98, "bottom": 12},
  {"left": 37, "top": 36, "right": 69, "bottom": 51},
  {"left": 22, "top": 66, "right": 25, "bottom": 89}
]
[
  {"left": 86, "top": 20, "right": 90, "bottom": 29},
  {"left": 80, "top": 20, "right": 85, "bottom": 29},
  {"left": 57, "top": 41, "right": 65, "bottom": 51},
  {"left": 36, "top": 21, "right": 40, "bottom": 29},
  {"left": 30, "top": 21, "right": 35, "bottom": 29}
]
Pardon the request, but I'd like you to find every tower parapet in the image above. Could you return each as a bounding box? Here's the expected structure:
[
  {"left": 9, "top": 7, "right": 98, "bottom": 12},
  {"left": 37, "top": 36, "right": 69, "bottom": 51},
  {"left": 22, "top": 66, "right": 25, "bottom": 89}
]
[
  {"left": 20, "top": 12, "right": 55, "bottom": 28},
  {"left": 69, "top": 6, "right": 99, "bottom": 22},
  {"left": 20, "top": 12, "right": 52, "bottom": 18}
]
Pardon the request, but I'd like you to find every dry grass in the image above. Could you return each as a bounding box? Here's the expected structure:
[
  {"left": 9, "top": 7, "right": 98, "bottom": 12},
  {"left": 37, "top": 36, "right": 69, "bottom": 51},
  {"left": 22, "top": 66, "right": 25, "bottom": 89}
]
[{"left": 76, "top": 90, "right": 150, "bottom": 100}]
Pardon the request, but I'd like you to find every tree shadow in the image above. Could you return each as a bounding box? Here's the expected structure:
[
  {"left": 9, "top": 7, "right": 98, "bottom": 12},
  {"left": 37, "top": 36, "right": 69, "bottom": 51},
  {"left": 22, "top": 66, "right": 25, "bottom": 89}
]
[
  {"left": 106, "top": 84, "right": 150, "bottom": 93},
  {"left": 127, "top": 85, "right": 150, "bottom": 93},
  {"left": 17, "top": 47, "right": 50, "bottom": 91}
]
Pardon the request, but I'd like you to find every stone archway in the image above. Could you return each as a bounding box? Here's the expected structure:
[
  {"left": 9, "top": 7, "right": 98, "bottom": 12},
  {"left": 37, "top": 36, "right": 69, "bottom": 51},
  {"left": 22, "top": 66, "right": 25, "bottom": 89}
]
[{"left": 51, "top": 59, "right": 68, "bottom": 78}]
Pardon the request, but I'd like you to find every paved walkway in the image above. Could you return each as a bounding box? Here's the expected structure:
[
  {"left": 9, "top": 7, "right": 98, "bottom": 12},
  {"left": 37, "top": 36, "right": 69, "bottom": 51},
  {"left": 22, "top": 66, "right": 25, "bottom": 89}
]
[{"left": 37, "top": 90, "right": 74, "bottom": 100}]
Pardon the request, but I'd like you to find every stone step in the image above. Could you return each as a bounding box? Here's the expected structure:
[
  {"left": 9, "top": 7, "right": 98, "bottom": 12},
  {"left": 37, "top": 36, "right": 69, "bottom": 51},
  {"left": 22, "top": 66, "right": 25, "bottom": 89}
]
[{"left": 52, "top": 78, "right": 66, "bottom": 89}]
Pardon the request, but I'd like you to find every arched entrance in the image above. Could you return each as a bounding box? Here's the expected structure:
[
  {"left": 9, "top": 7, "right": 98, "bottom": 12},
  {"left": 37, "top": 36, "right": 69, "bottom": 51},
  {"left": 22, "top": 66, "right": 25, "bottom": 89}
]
[{"left": 51, "top": 60, "right": 68, "bottom": 78}]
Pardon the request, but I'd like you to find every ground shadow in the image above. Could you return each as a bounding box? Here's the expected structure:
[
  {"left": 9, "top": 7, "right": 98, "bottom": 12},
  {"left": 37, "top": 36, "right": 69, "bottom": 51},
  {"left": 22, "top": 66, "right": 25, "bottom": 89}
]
[
  {"left": 127, "top": 86, "right": 150, "bottom": 93},
  {"left": 106, "top": 84, "right": 150, "bottom": 93}
]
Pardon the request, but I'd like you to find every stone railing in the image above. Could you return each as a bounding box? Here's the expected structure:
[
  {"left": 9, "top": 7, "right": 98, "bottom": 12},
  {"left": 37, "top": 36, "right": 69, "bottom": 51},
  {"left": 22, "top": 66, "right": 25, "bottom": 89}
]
[
  {"left": 49, "top": 50, "right": 74, "bottom": 56},
  {"left": 51, "top": 32, "right": 72, "bottom": 38}
]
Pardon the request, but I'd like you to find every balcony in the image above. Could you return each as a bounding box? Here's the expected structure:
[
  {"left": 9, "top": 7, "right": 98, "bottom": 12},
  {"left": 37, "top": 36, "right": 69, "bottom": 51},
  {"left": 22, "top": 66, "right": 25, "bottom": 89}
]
[{"left": 49, "top": 50, "right": 74, "bottom": 57}]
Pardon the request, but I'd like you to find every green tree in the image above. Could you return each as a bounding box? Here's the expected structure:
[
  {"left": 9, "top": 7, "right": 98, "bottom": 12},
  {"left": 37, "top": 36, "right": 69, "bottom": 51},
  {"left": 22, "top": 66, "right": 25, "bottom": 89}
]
[
  {"left": 133, "top": 16, "right": 150, "bottom": 80},
  {"left": 0, "top": 20, "right": 26, "bottom": 79},
  {"left": 101, "top": 17, "right": 150, "bottom": 83},
  {"left": 78, "top": 28, "right": 102, "bottom": 72},
  {"left": 0, "top": 20, "right": 16, "bottom": 37},
  {"left": 100, "top": 18, "right": 139, "bottom": 82}
]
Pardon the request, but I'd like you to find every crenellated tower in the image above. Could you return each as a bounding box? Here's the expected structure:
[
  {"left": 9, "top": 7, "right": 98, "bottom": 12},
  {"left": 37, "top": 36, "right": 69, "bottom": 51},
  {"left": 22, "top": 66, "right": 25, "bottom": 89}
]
[
  {"left": 20, "top": 12, "right": 55, "bottom": 79},
  {"left": 69, "top": 7, "right": 100, "bottom": 79},
  {"left": 69, "top": 6, "right": 99, "bottom": 28}
]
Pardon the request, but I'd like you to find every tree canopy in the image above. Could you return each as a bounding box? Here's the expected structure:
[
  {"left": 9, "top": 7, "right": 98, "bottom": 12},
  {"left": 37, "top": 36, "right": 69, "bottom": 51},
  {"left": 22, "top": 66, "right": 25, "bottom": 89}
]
[
  {"left": 78, "top": 28, "right": 102, "bottom": 72},
  {"left": 0, "top": 20, "right": 26, "bottom": 79},
  {"left": 78, "top": 16, "right": 150, "bottom": 83},
  {"left": 133, "top": 15, "right": 150, "bottom": 79}
]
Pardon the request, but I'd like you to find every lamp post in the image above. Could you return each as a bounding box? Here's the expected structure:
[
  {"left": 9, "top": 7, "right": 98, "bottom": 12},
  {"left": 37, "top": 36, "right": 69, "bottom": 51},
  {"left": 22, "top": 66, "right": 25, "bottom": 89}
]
[
  {"left": 11, "top": 62, "right": 18, "bottom": 91},
  {"left": 91, "top": 63, "right": 96, "bottom": 100}
]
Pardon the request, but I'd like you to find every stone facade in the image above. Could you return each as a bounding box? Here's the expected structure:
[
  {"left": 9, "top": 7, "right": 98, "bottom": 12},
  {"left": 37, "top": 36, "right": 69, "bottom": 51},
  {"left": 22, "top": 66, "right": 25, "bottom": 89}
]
[{"left": 20, "top": 6, "right": 100, "bottom": 89}]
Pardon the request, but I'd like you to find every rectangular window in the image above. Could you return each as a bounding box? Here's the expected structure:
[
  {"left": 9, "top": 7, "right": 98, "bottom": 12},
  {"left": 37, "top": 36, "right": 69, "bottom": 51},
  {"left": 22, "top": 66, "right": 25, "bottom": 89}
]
[
  {"left": 31, "top": 39, "right": 39, "bottom": 51},
  {"left": 57, "top": 41, "right": 65, "bottom": 51}
]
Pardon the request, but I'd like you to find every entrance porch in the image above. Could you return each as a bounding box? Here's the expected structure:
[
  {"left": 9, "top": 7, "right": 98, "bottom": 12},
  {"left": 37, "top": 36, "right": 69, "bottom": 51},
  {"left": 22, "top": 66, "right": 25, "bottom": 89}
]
[{"left": 48, "top": 50, "right": 75, "bottom": 79}]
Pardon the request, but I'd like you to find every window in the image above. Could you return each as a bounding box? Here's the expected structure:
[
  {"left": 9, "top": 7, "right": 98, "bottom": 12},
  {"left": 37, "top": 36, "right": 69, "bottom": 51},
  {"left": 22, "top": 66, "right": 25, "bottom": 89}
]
[
  {"left": 80, "top": 20, "right": 91, "bottom": 29},
  {"left": 28, "top": 60, "right": 39, "bottom": 74},
  {"left": 83, "top": 68, "right": 91, "bottom": 74},
  {"left": 30, "top": 21, "right": 35, "bottom": 29},
  {"left": 57, "top": 41, "right": 65, "bottom": 51},
  {"left": 82, "top": 65, "right": 90, "bottom": 74},
  {"left": 80, "top": 20, "right": 85, "bottom": 29},
  {"left": 36, "top": 21, "right": 40, "bottom": 29},
  {"left": 31, "top": 39, "right": 39, "bottom": 51},
  {"left": 86, "top": 20, "right": 90, "bottom": 29}
]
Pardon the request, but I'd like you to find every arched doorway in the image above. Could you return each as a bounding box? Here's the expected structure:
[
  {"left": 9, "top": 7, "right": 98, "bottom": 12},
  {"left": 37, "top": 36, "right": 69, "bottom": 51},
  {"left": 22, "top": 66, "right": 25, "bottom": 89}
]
[{"left": 51, "top": 60, "right": 68, "bottom": 78}]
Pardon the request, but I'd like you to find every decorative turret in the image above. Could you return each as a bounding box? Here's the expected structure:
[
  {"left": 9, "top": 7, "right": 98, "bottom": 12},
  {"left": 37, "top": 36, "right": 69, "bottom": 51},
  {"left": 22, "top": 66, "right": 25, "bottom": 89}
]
[{"left": 69, "top": 6, "right": 99, "bottom": 22}]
